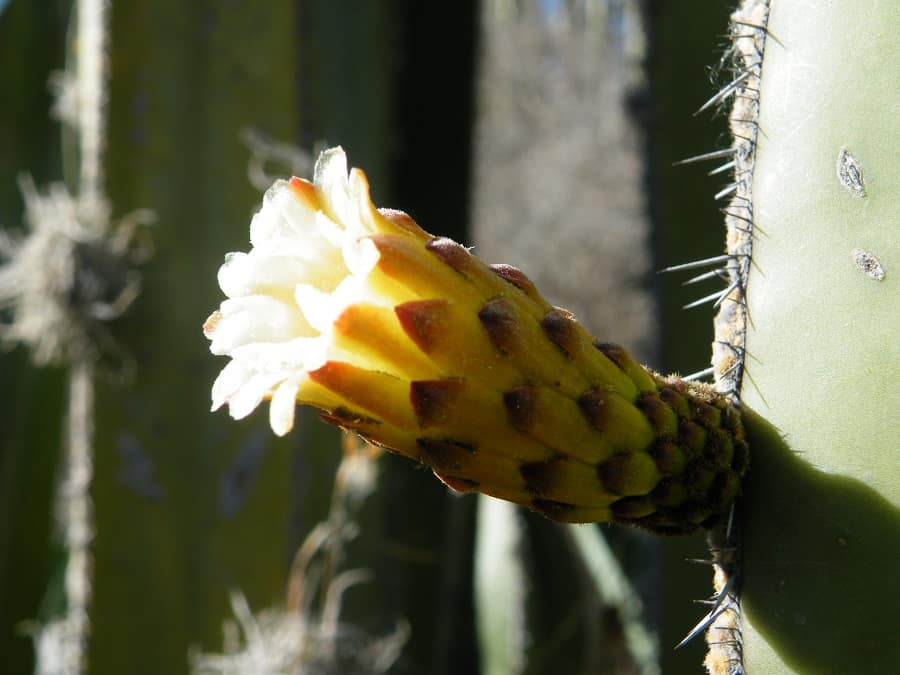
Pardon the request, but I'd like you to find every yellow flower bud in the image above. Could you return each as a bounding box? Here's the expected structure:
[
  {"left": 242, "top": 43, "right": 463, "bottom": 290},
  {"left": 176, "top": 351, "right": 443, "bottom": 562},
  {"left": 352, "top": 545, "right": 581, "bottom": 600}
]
[{"left": 204, "top": 147, "right": 748, "bottom": 534}]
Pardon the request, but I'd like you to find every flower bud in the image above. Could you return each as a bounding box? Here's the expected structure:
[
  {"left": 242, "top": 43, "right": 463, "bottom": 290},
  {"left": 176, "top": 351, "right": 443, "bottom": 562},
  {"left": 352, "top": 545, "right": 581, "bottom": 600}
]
[{"left": 204, "top": 147, "right": 748, "bottom": 534}]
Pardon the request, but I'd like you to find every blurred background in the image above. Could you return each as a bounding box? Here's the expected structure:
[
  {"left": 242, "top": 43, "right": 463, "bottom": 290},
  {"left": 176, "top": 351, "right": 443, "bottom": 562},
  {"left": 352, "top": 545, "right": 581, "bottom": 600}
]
[{"left": 1, "top": 0, "right": 736, "bottom": 673}]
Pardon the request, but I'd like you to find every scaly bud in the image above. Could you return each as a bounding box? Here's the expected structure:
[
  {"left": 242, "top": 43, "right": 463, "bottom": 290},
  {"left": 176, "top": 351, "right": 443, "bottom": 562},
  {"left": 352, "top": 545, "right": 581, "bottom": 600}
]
[{"left": 204, "top": 147, "right": 748, "bottom": 534}]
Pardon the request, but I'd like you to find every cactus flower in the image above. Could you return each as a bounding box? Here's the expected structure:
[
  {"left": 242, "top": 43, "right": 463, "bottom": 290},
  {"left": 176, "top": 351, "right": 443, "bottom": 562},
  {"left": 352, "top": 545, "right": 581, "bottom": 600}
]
[{"left": 204, "top": 147, "right": 748, "bottom": 534}]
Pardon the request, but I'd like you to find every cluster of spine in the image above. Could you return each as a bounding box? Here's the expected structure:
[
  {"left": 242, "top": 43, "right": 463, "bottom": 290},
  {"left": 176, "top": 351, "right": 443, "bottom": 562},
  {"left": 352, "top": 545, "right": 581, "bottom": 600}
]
[
  {"left": 711, "top": 0, "right": 768, "bottom": 402},
  {"left": 700, "top": 1, "right": 770, "bottom": 672},
  {"left": 309, "top": 230, "right": 748, "bottom": 535}
]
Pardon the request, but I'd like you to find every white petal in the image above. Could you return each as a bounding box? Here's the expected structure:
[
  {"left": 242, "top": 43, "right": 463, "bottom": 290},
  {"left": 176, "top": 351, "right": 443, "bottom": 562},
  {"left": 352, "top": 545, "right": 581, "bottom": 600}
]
[
  {"left": 330, "top": 274, "right": 374, "bottom": 316},
  {"left": 314, "top": 210, "right": 344, "bottom": 247},
  {"left": 343, "top": 236, "right": 380, "bottom": 277},
  {"left": 249, "top": 180, "right": 293, "bottom": 246},
  {"left": 294, "top": 284, "right": 334, "bottom": 334},
  {"left": 314, "top": 147, "right": 349, "bottom": 201},
  {"left": 269, "top": 378, "right": 301, "bottom": 436},
  {"left": 313, "top": 147, "right": 360, "bottom": 230},
  {"left": 247, "top": 192, "right": 348, "bottom": 289},
  {"left": 278, "top": 192, "right": 329, "bottom": 247},
  {"left": 349, "top": 168, "right": 379, "bottom": 234},
  {"left": 211, "top": 360, "right": 252, "bottom": 411},
  {"left": 230, "top": 336, "right": 316, "bottom": 374},
  {"left": 210, "top": 296, "right": 309, "bottom": 355},
  {"left": 218, "top": 249, "right": 310, "bottom": 299},
  {"left": 301, "top": 336, "right": 337, "bottom": 372},
  {"left": 250, "top": 182, "right": 338, "bottom": 262},
  {"left": 216, "top": 252, "right": 256, "bottom": 298},
  {"left": 207, "top": 148, "right": 398, "bottom": 437},
  {"left": 227, "top": 372, "right": 283, "bottom": 420}
]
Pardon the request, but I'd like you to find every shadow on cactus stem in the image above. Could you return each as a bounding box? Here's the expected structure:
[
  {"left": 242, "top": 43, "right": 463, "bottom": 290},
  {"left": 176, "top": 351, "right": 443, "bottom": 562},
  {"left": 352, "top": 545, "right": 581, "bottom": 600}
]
[{"left": 739, "top": 409, "right": 900, "bottom": 673}]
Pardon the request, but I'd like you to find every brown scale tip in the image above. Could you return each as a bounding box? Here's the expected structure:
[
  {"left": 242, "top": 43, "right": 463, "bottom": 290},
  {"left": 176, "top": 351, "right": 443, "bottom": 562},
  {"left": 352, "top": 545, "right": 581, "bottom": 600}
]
[
  {"left": 410, "top": 379, "right": 464, "bottom": 428},
  {"left": 650, "top": 478, "right": 688, "bottom": 508},
  {"left": 417, "top": 438, "right": 477, "bottom": 473},
  {"left": 693, "top": 401, "right": 722, "bottom": 428},
  {"left": 610, "top": 496, "right": 655, "bottom": 519},
  {"left": 395, "top": 299, "right": 450, "bottom": 353},
  {"left": 595, "top": 342, "right": 628, "bottom": 369},
  {"left": 731, "top": 438, "right": 750, "bottom": 475},
  {"left": 433, "top": 472, "right": 480, "bottom": 493},
  {"left": 503, "top": 385, "right": 537, "bottom": 432},
  {"left": 425, "top": 237, "right": 472, "bottom": 273},
  {"left": 634, "top": 515, "right": 693, "bottom": 536},
  {"left": 318, "top": 415, "right": 365, "bottom": 437},
  {"left": 377, "top": 208, "right": 421, "bottom": 234},
  {"left": 679, "top": 419, "right": 708, "bottom": 452},
  {"left": 683, "top": 460, "right": 717, "bottom": 497},
  {"left": 635, "top": 393, "right": 678, "bottom": 437},
  {"left": 595, "top": 341, "right": 658, "bottom": 393},
  {"left": 577, "top": 388, "right": 608, "bottom": 430},
  {"left": 477, "top": 297, "right": 518, "bottom": 353},
  {"left": 519, "top": 459, "right": 561, "bottom": 497},
  {"left": 489, "top": 264, "right": 541, "bottom": 301},
  {"left": 707, "top": 471, "right": 742, "bottom": 510},
  {"left": 540, "top": 309, "right": 579, "bottom": 358},
  {"left": 530, "top": 498, "right": 577, "bottom": 520},
  {"left": 321, "top": 407, "right": 381, "bottom": 427},
  {"left": 597, "top": 452, "right": 659, "bottom": 496},
  {"left": 658, "top": 386, "right": 691, "bottom": 419},
  {"left": 681, "top": 503, "right": 714, "bottom": 526},
  {"left": 650, "top": 441, "right": 688, "bottom": 476},
  {"left": 720, "top": 404, "right": 744, "bottom": 435},
  {"left": 706, "top": 428, "right": 735, "bottom": 468}
]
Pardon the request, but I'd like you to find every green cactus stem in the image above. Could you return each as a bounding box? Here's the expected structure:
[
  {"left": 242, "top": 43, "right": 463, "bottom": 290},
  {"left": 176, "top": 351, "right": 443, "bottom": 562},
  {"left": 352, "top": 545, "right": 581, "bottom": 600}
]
[{"left": 705, "top": 0, "right": 900, "bottom": 672}]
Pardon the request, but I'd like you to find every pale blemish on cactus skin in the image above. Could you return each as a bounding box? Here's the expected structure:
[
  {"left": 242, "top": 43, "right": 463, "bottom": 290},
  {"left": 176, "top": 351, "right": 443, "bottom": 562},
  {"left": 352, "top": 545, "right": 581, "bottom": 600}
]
[
  {"left": 850, "top": 248, "right": 885, "bottom": 281},
  {"left": 837, "top": 148, "right": 866, "bottom": 197}
]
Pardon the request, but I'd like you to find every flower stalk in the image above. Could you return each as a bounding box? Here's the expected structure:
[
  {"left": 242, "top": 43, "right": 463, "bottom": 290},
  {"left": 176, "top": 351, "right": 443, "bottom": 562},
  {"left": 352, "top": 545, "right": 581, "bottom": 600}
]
[{"left": 205, "top": 148, "right": 748, "bottom": 534}]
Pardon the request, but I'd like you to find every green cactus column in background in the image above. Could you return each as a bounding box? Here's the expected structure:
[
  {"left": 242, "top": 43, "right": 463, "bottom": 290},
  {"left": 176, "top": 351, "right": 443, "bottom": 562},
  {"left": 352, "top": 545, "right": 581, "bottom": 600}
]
[
  {"left": 0, "top": 6, "right": 70, "bottom": 675},
  {"left": 2, "top": 1, "right": 484, "bottom": 673},
  {"left": 88, "top": 2, "right": 305, "bottom": 673},
  {"left": 728, "top": 0, "right": 900, "bottom": 672}
]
